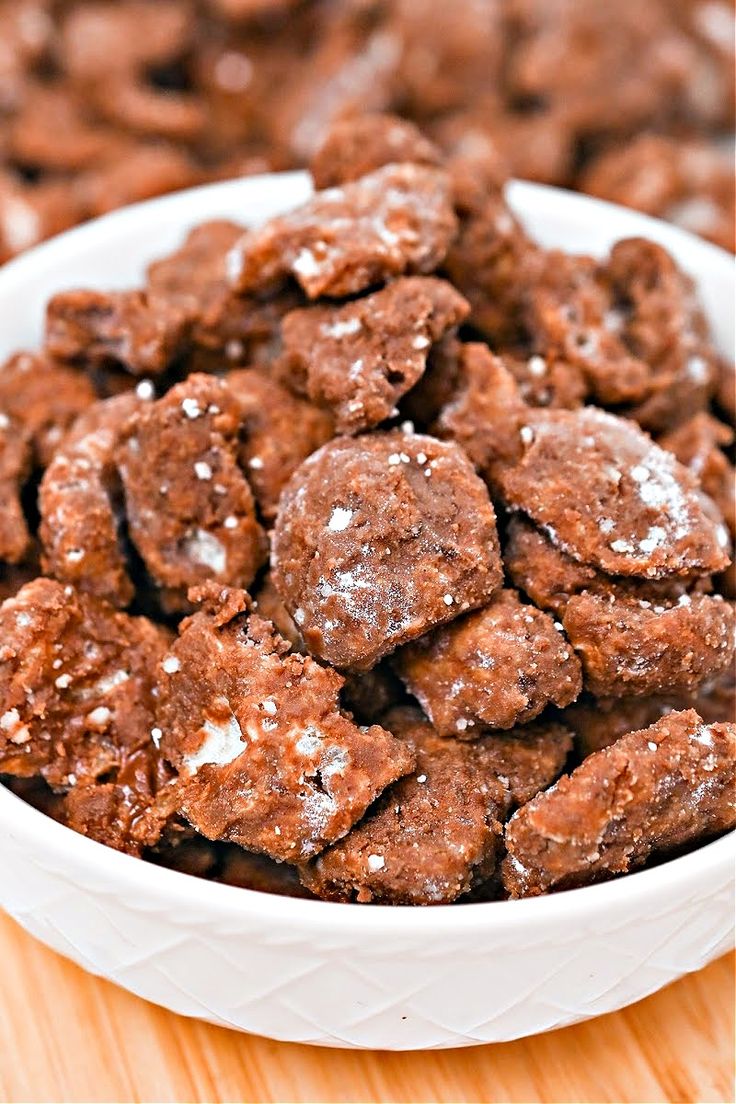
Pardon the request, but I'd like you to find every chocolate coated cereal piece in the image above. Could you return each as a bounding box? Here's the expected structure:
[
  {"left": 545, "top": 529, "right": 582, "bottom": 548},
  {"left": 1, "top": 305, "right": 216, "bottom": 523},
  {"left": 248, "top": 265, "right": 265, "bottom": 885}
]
[
  {"left": 503, "top": 709, "right": 736, "bottom": 897},
  {"left": 63, "top": 742, "right": 175, "bottom": 856},
  {"left": 581, "top": 135, "right": 735, "bottom": 253},
  {"left": 310, "top": 113, "right": 442, "bottom": 190},
  {"left": 394, "top": 589, "right": 582, "bottom": 736},
  {"left": 89, "top": 75, "right": 206, "bottom": 144},
  {"left": 228, "top": 163, "right": 457, "bottom": 299},
  {"left": 659, "top": 413, "right": 735, "bottom": 539},
  {"left": 146, "top": 220, "right": 243, "bottom": 319},
  {"left": 226, "top": 368, "right": 334, "bottom": 520},
  {"left": 433, "top": 343, "right": 527, "bottom": 475},
  {"left": 390, "top": 0, "right": 504, "bottom": 118},
  {"left": 504, "top": 515, "right": 706, "bottom": 617},
  {"left": 280, "top": 277, "right": 469, "bottom": 433},
  {"left": 39, "top": 394, "right": 142, "bottom": 607},
  {"left": 605, "top": 237, "right": 718, "bottom": 432},
  {"left": 0, "top": 415, "right": 31, "bottom": 565},
  {"left": 300, "top": 706, "right": 506, "bottom": 904},
  {"left": 443, "top": 184, "right": 535, "bottom": 346},
  {"left": 147, "top": 220, "right": 299, "bottom": 369},
  {"left": 562, "top": 591, "right": 735, "bottom": 699},
  {"left": 269, "top": 22, "right": 400, "bottom": 163},
  {"left": 45, "top": 288, "right": 191, "bottom": 377},
  {"left": 0, "top": 578, "right": 167, "bottom": 788},
  {"left": 76, "top": 144, "right": 201, "bottom": 219},
  {"left": 118, "top": 375, "right": 266, "bottom": 603},
  {"left": 566, "top": 666, "right": 736, "bottom": 760},
  {"left": 0, "top": 352, "right": 96, "bottom": 466},
  {"left": 473, "top": 722, "right": 574, "bottom": 809},
  {"left": 60, "top": 0, "right": 192, "bottom": 83},
  {"left": 7, "top": 84, "right": 126, "bottom": 173},
  {"left": 522, "top": 249, "right": 651, "bottom": 406},
  {"left": 496, "top": 406, "right": 730, "bottom": 579},
  {"left": 159, "top": 585, "right": 414, "bottom": 862},
  {"left": 563, "top": 694, "right": 693, "bottom": 759},
  {"left": 272, "top": 428, "right": 503, "bottom": 670}
]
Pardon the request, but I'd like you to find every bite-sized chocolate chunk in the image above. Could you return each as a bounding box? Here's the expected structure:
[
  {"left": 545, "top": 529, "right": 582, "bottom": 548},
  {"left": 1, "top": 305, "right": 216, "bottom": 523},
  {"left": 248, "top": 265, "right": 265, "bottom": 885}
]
[
  {"left": 503, "top": 709, "right": 736, "bottom": 897},
  {"left": 300, "top": 706, "right": 506, "bottom": 904},
  {"left": 310, "top": 113, "right": 442, "bottom": 190},
  {"left": 228, "top": 163, "right": 457, "bottom": 299},
  {"left": 146, "top": 219, "right": 243, "bottom": 325},
  {"left": 473, "top": 721, "right": 574, "bottom": 808},
  {"left": 504, "top": 515, "right": 708, "bottom": 617},
  {"left": 117, "top": 375, "right": 266, "bottom": 604},
  {"left": 39, "top": 394, "right": 143, "bottom": 607},
  {"left": 280, "top": 277, "right": 469, "bottom": 433},
  {"left": 659, "top": 413, "right": 735, "bottom": 539},
  {"left": 76, "top": 144, "right": 201, "bottom": 219},
  {"left": 63, "top": 742, "right": 175, "bottom": 856},
  {"left": 433, "top": 343, "right": 527, "bottom": 474},
  {"left": 0, "top": 415, "right": 31, "bottom": 564},
  {"left": 6, "top": 85, "right": 126, "bottom": 174},
  {"left": 605, "top": 237, "right": 718, "bottom": 432},
  {"left": 390, "top": 0, "right": 504, "bottom": 118},
  {"left": 45, "top": 288, "right": 191, "bottom": 376},
  {"left": 0, "top": 352, "right": 96, "bottom": 466},
  {"left": 216, "top": 846, "right": 314, "bottom": 898},
  {"left": 563, "top": 694, "right": 683, "bottom": 759},
  {"left": 562, "top": 591, "right": 735, "bottom": 699},
  {"left": 496, "top": 406, "right": 730, "bottom": 579},
  {"left": 226, "top": 368, "right": 333, "bottom": 520},
  {"left": 562, "top": 679, "right": 736, "bottom": 760},
  {"left": 87, "top": 74, "right": 206, "bottom": 145},
  {"left": 60, "top": 0, "right": 192, "bottom": 82},
  {"left": 272, "top": 427, "right": 503, "bottom": 670},
  {"left": 146, "top": 220, "right": 301, "bottom": 370},
  {"left": 580, "top": 135, "right": 735, "bottom": 253},
  {"left": 159, "top": 585, "right": 414, "bottom": 862},
  {"left": 394, "top": 589, "right": 582, "bottom": 737},
  {"left": 443, "top": 184, "right": 535, "bottom": 346},
  {"left": 0, "top": 578, "right": 168, "bottom": 788},
  {"left": 521, "top": 249, "right": 651, "bottom": 406}
]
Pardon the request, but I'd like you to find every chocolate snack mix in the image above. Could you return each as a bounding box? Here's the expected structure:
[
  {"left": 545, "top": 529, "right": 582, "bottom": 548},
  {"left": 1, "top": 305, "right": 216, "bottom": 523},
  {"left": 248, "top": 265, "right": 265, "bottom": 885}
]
[{"left": 0, "top": 112, "right": 733, "bottom": 905}]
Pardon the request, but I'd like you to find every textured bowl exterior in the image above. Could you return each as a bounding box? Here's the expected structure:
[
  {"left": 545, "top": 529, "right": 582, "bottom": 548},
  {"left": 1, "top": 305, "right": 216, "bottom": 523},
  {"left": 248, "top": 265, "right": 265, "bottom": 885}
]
[{"left": 0, "top": 174, "right": 733, "bottom": 1049}]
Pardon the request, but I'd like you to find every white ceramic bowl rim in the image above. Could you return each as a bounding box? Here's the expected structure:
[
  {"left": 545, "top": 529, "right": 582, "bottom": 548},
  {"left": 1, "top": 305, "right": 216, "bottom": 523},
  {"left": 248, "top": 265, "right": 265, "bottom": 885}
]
[
  {"left": 4, "top": 783, "right": 734, "bottom": 932},
  {"left": 0, "top": 171, "right": 733, "bottom": 938}
]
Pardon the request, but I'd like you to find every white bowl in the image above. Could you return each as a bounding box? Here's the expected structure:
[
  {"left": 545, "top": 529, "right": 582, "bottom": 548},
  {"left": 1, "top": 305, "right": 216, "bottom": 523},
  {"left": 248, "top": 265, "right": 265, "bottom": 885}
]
[{"left": 0, "top": 174, "right": 733, "bottom": 1050}]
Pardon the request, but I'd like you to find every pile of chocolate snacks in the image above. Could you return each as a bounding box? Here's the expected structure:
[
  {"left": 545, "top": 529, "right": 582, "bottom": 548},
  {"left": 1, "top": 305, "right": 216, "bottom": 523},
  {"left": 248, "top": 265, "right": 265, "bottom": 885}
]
[
  {"left": 0, "top": 99, "right": 734, "bottom": 902},
  {"left": 0, "top": 0, "right": 734, "bottom": 269}
]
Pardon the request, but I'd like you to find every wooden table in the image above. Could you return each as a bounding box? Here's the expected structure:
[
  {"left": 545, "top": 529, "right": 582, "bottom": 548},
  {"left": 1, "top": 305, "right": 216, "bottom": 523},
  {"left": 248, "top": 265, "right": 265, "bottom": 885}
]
[{"left": 0, "top": 911, "right": 732, "bottom": 1104}]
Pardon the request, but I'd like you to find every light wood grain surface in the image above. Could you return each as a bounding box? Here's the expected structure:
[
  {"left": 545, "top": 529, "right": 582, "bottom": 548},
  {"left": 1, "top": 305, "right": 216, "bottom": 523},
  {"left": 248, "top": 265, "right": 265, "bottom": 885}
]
[{"left": 0, "top": 911, "right": 732, "bottom": 1104}]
